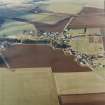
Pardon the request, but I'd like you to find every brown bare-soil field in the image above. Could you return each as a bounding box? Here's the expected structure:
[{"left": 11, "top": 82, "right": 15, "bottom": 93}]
[
  {"left": 59, "top": 93, "right": 105, "bottom": 105},
  {"left": 1, "top": 44, "right": 91, "bottom": 72}
]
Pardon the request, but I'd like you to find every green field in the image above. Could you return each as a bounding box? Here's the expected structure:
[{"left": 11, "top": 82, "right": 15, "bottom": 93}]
[
  {"left": 0, "top": 12, "right": 69, "bottom": 37},
  {"left": 20, "top": 13, "right": 68, "bottom": 24},
  {"left": 0, "top": 1, "right": 85, "bottom": 37},
  {"left": 0, "top": 20, "right": 36, "bottom": 37},
  {"left": 0, "top": 0, "right": 104, "bottom": 38},
  {"left": 20, "top": 13, "right": 50, "bottom": 22}
]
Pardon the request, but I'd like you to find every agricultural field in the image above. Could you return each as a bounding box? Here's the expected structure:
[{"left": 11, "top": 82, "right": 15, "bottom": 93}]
[
  {"left": 20, "top": 13, "right": 50, "bottom": 22},
  {"left": 46, "top": 2, "right": 82, "bottom": 14},
  {"left": 44, "top": 0, "right": 104, "bottom": 14},
  {"left": 0, "top": 0, "right": 104, "bottom": 38},
  {"left": 0, "top": 12, "right": 69, "bottom": 37},
  {"left": 54, "top": 71, "right": 105, "bottom": 95},
  {"left": 93, "top": 58, "right": 105, "bottom": 71},
  {"left": 0, "top": 68, "right": 59, "bottom": 105},
  {"left": 0, "top": 19, "right": 36, "bottom": 37},
  {"left": 0, "top": 0, "right": 105, "bottom": 105},
  {"left": 20, "top": 13, "right": 69, "bottom": 24},
  {"left": 97, "top": 69, "right": 105, "bottom": 78},
  {"left": 0, "top": 0, "right": 86, "bottom": 38},
  {"left": 69, "top": 28, "right": 101, "bottom": 36},
  {"left": 70, "top": 36, "right": 104, "bottom": 55}
]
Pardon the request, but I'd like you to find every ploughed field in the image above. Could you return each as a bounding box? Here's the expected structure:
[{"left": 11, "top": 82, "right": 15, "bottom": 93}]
[
  {"left": 54, "top": 71, "right": 105, "bottom": 105},
  {"left": 0, "top": 44, "right": 91, "bottom": 72},
  {"left": 59, "top": 93, "right": 105, "bottom": 105}
]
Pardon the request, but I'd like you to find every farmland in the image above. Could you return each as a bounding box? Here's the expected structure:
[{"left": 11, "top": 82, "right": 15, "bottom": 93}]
[
  {"left": 70, "top": 36, "right": 103, "bottom": 55},
  {"left": 0, "top": 1, "right": 105, "bottom": 105},
  {"left": 0, "top": 20, "right": 36, "bottom": 37},
  {"left": 0, "top": 0, "right": 85, "bottom": 37},
  {"left": 54, "top": 71, "right": 105, "bottom": 95},
  {"left": 46, "top": 2, "right": 82, "bottom": 14},
  {"left": 0, "top": 68, "right": 59, "bottom": 105}
]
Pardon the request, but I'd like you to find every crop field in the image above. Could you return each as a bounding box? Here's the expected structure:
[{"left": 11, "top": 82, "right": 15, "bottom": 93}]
[
  {"left": 69, "top": 28, "right": 101, "bottom": 36},
  {"left": 46, "top": 2, "right": 83, "bottom": 14},
  {"left": 0, "top": 68, "right": 59, "bottom": 105},
  {"left": 0, "top": 0, "right": 97, "bottom": 38},
  {"left": 20, "top": 13, "right": 50, "bottom": 22},
  {"left": 70, "top": 36, "right": 103, "bottom": 55},
  {"left": 45, "top": 0, "right": 104, "bottom": 14},
  {"left": 93, "top": 58, "right": 105, "bottom": 71},
  {"left": 0, "top": 12, "right": 68, "bottom": 37},
  {"left": 96, "top": 70, "right": 105, "bottom": 78},
  {"left": 0, "top": 1, "right": 84, "bottom": 38},
  {"left": 54, "top": 71, "right": 105, "bottom": 95},
  {"left": 1, "top": 44, "right": 91, "bottom": 72},
  {"left": 20, "top": 13, "right": 69, "bottom": 24},
  {"left": 0, "top": 20, "right": 36, "bottom": 37}
]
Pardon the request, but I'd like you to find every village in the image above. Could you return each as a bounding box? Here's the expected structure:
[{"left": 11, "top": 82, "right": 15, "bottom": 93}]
[
  {"left": 0, "top": 6, "right": 105, "bottom": 71},
  {"left": 0, "top": 1, "right": 105, "bottom": 105}
]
